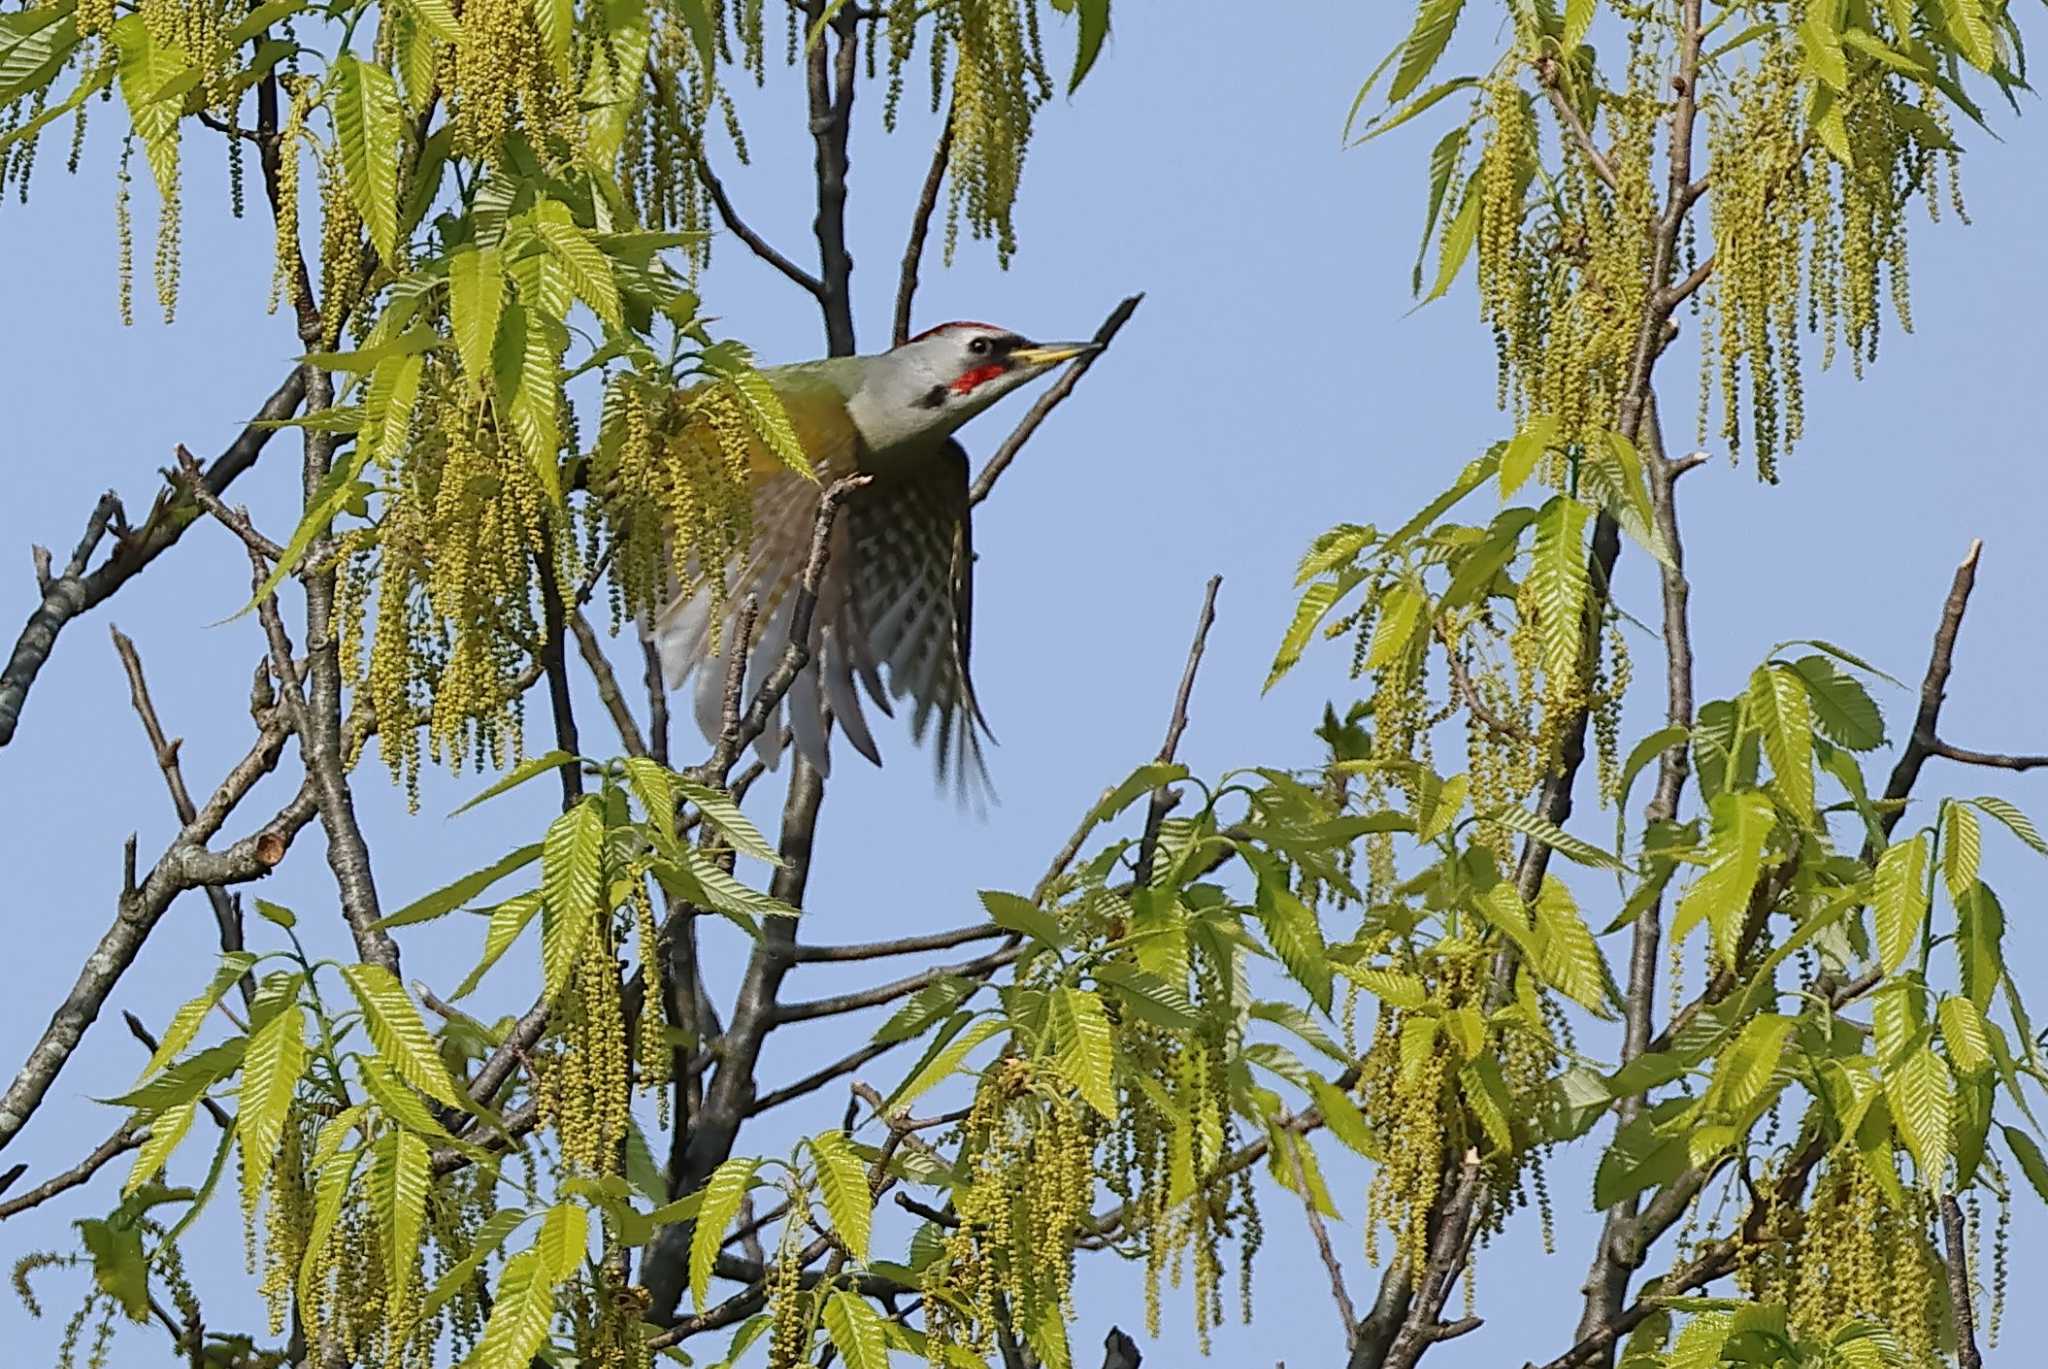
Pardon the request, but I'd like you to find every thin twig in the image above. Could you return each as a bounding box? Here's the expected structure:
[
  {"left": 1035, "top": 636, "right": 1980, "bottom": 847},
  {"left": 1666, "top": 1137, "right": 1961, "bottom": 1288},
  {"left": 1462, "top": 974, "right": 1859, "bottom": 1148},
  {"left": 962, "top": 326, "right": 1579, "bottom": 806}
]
[
  {"left": 1434, "top": 617, "right": 1532, "bottom": 743},
  {"left": 1941, "top": 1194, "right": 1984, "bottom": 1369},
  {"left": 794, "top": 922, "right": 1005, "bottom": 963},
  {"left": 775, "top": 943, "right": 1024, "bottom": 1023},
  {"left": 894, "top": 114, "right": 955, "bottom": 346},
  {"left": 1282, "top": 1135, "right": 1357, "bottom": 1345},
  {"left": 570, "top": 608, "right": 650, "bottom": 759},
  {"left": 690, "top": 147, "right": 827, "bottom": 301},
  {"left": 1536, "top": 58, "right": 1619, "bottom": 191},
  {"left": 969, "top": 295, "right": 1144, "bottom": 506},
  {"left": 1134, "top": 575, "right": 1222, "bottom": 887},
  {"left": 0, "top": 371, "right": 306, "bottom": 748},
  {"left": 110, "top": 625, "right": 254, "bottom": 1005},
  {"left": 0, "top": 1122, "right": 146, "bottom": 1221}
]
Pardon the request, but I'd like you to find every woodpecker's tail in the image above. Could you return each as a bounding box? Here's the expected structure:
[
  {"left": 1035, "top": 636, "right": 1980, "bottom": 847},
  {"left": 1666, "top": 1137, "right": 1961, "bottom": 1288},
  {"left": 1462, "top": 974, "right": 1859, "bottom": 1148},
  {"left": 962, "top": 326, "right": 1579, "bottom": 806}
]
[{"left": 648, "top": 441, "right": 993, "bottom": 802}]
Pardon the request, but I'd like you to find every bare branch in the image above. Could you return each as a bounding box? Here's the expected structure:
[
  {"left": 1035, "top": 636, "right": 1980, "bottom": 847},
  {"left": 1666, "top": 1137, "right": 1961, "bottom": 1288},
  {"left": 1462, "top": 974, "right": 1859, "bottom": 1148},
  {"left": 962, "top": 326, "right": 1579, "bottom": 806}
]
[
  {"left": 168, "top": 445, "right": 285, "bottom": 560},
  {"left": 0, "top": 757, "right": 315, "bottom": 1154},
  {"left": 970, "top": 294, "right": 1144, "bottom": 506},
  {"left": 1536, "top": 58, "right": 1619, "bottom": 191},
  {"left": 1282, "top": 1135, "right": 1357, "bottom": 1346},
  {"left": 894, "top": 114, "right": 955, "bottom": 346},
  {"left": 0, "top": 1121, "right": 146, "bottom": 1221},
  {"left": 1434, "top": 617, "right": 1532, "bottom": 743},
  {"left": 1926, "top": 738, "right": 2048, "bottom": 771},
  {"left": 0, "top": 370, "right": 306, "bottom": 748},
  {"left": 1941, "top": 1194, "right": 1984, "bottom": 1369},
  {"left": 570, "top": 607, "right": 649, "bottom": 760},
  {"left": 1134, "top": 575, "right": 1222, "bottom": 887},
  {"left": 111, "top": 625, "right": 253, "bottom": 1004},
  {"left": 775, "top": 943, "right": 1024, "bottom": 1023},
  {"left": 688, "top": 143, "right": 827, "bottom": 301},
  {"left": 747, "top": 1038, "right": 901, "bottom": 1116},
  {"left": 794, "top": 922, "right": 1005, "bottom": 962}
]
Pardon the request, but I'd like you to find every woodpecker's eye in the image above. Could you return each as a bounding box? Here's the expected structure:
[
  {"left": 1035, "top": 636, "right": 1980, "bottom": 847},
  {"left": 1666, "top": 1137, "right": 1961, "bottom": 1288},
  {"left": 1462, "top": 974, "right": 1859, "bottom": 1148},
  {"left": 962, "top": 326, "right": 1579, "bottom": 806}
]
[{"left": 968, "top": 336, "right": 990, "bottom": 356}]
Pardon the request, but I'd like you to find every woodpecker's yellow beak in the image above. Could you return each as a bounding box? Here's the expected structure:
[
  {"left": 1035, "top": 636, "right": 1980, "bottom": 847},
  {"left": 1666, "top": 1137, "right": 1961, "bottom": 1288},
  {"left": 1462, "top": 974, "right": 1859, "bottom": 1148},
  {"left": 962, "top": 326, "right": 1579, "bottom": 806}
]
[{"left": 1010, "top": 341, "right": 1102, "bottom": 368}]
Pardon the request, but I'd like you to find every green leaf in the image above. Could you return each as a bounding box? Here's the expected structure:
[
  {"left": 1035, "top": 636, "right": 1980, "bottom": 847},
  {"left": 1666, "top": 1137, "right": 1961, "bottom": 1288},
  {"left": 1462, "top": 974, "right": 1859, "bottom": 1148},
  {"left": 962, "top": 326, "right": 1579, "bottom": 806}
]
[
  {"left": 237, "top": 1002, "right": 306, "bottom": 1218},
  {"left": 823, "top": 1290, "right": 891, "bottom": 1369},
  {"left": 139, "top": 952, "right": 258, "bottom": 1081},
  {"left": 398, "top": 0, "right": 460, "bottom": 42},
  {"left": 471, "top": 1220, "right": 578, "bottom": 1369},
  {"left": 368, "top": 1130, "right": 431, "bottom": 1319},
  {"left": 888, "top": 1015, "right": 1005, "bottom": 1110},
  {"left": 123, "top": 1099, "right": 199, "bottom": 1197},
  {"left": 1422, "top": 170, "right": 1480, "bottom": 302},
  {"left": 331, "top": 55, "right": 404, "bottom": 261},
  {"left": 1944, "top": 801, "right": 1983, "bottom": 904},
  {"left": 1266, "top": 577, "right": 1350, "bottom": 690},
  {"left": 1872, "top": 833, "right": 1930, "bottom": 976},
  {"left": 448, "top": 750, "right": 576, "bottom": 815},
  {"left": 1800, "top": 0, "right": 1849, "bottom": 89},
  {"left": 1956, "top": 881, "right": 2005, "bottom": 1010},
  {"left": 1887, "top": 1044, "right": 1953, "bottom": 1185},
  {"left": 1499, "top": 413, "right": 1557, "bottom": 499},
  {"left": 1460, "top": 1057, "right": 1515, "bottom": 1152},
  {"left": 1528, "top": 494, "right": 1591, "bottom": 690},
  {"left": 1972, "top": 795, "right": 2048, "bottom": 858},
  {"left": 873, "top": 978, "right": 977, "bottom": 1045},
  {"left": 1250, "top": 1000, "right": 1348, "bottom": 1064},
  {"left": 1091, "top": 762, "right": 1190, "bottom": 824},
  {"left": 533, "top": 219, "right": 623, "bottom": 333},
  {"left": 1389, "top": 0, "right": 1467, "bottom": 103},
  {"left": 1562, "top": 0, "right": 1595, "bottom": 49},
  {"left": 1789, "top": 654, "right": 1885, "bottom": 751},
  {"left": 1939, "top": 996, "right": 1992, "bottom": 1075},
  {"left": 1311, "top": 1077, "right": 1378, "bottom": 1160},
  {"left": 379, "top": 843, "right": 542, "bottom": 929},
  {"left": 112, "top": 17, "right": 186, "bottom": 209},
  {"left": 1749, "top": 664, "right": 1815, "bottom": 821},
  {"left": 231, "top": 443, "right": 373, "bottom": 620},
  {"left": 690, "top": 1157, "right": 758, "bottom": 1310},
  {"left": 1488, "top": 803, "right": 1621, "bottom": 870},
  {"left": 1673, "top": 791, "right": 1774, "bottom": 963},
  {"left": 541, "top": 798, "right": 605, "bottom": 1000},
  {"left": 1933, "top": 0, "right": 1997, "bottom": 70},
  {"left": 980, "top": 890, "right": 1063, "bottom": 945},
  {"left": 453, "top": 892, "right": 542, "bottom": 1001},
  {"left": 339, "top": 963, "right": 463, "bottom": 1107},
  {"left": 1253, "top": 869, "right": 1333, "bottom": 1013},
  {"left": 77, "top": 1216, "right": 149, "bottom": 1323},
  {"left": 679, "top": 848, "right": 802, "bottom": 921},
  {"left": 2002, "top": 1125, "right": 2048, "bottom": 1206},
  {"left": 422, "top": 1208, "right": 528, "bottom": 1318},
  {"left": 1707, "top": 1012, "right": 1793, "bottom": 1112},
  {"left": 533, "top": 0, "right": 572, "bottom": 74},
  {"left": 674, "top": 776, "right": 781, "bottom": 864},
  {"left": 448, "top": 244, "right": 505, "bottom": 386},
  {"left": 1365, "top": 581, "right": 1427, "bottom": 671},
  {"left": 105, "top": 1038, "right": 247, "bottom": 1112},
  {"left": 1053, "top": 987, "right": 1117, "bottom": 1117},
  {"left": 1531, "top": 877, "right": 1616, "bottom": 1017},
  {"left": 809, "top": 1131, "right": 872, "bottom": 1262},
  {"left": 1067, "top": 0, "right": 1109, "bottom": 93}
]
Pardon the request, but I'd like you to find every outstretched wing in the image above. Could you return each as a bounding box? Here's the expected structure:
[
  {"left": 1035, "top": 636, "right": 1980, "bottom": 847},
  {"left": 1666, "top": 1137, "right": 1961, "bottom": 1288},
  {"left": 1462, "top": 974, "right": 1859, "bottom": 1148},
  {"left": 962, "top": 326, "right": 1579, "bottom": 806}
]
[{"left": 648, "top": 431, "right": 992, "bottom": 799}]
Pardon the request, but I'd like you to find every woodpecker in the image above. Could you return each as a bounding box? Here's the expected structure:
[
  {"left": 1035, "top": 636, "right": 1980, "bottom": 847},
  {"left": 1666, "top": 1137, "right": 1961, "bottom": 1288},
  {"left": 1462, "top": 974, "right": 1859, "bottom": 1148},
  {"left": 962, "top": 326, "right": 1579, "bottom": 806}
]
[{"left": 649, "top": 322, "right": 1100, "bottom": 794}]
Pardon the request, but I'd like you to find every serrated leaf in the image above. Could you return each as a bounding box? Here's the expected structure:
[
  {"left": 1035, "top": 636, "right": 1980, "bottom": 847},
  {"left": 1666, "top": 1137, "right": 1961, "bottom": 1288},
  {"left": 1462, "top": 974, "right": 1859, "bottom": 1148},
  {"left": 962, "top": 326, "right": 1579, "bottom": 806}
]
[
  {"left": 105, "top": 1039, "right": 247, "bottom": 1111},
  {"left": 1532, "top": 877, "right": 1616, "bottom": 1017},
  {"left": 448, "top": 244, "right": 505, "bottom": 386},
  {"left": 1789, "top": 654, "right": 1885, "bottom": 751},
  {"left": 423, "top": 1208, "right": 528, "bottom": 1318},
  {"left": 2002, "top": 1125, "right": 2048, "bottom": 1206},
  {"left": 453, "top": 892, "right": 542, "bottom": 1001},
  {"left": 123, "top": 1099, "right": 198, "bottom": 1197},
  {"left": 1092, "top": 963, "right": 1195, "bottom": 1031},
  {"left": 1366, "top": 582, "right": 1426, "bottom": 670},
  {"left": 888, "top": 1015, "right": 1005, "bottom": 1110},
  {"left": 1528, "top": 494, "right": 1591, "bottom": 689},
  {"left": 448, "top": 750, "right": 576, "bottom": 815},
  {"left": 470, "top": 1245, "right": 561, "bottom": 1368},
  {"left": 1886, "top": 1044, "right": 1953, "bottom": 1185},
  {"left": 1389, "top": 0, "right": 1467, "bottom": 103},
  {"left": 980, "top": 890, "right": 1063, "bottom": 945},
  {"left": 1461, "top": 1057, "right": 1515, "bottom": 1152},
  {"left": 534, "top": 219, "right": 623, "bottom": 332},
  {"left": 674, "top": 776, "right": 780, "bottom": 863},
  {"left": 823, "top": 1290, "right": 891, "bottom": 1369},
  {"left": 540, "top": 798, "right": 605, "bottom": 1000},
  {"left": 873, "top": 978, "right": 976, "bottom": 1045},
  {"left": 399, "top": 0, "right": 460, "bottom": 42},
  {"left": 1250, "top": 1000, "right": 1347, "bottom": 1064},
  {"left": 1422, "top": 170, "right": 1480, "bottom": 302},
  {"left": 1563, "top": 0, "right": 1594, "bottom": 49},
  {"left": 690, "top": 1157, "right": 758, "bottom": 1309},
  {"left": 682, "top": 848, "right": 801, "bottom": 920},
  {"left": 1673, "top": 791, "right": 1774, "bottom": 963},
  {"left": 809, "top": 1132, "right": 872, "bottom": 1262},
  {"left": 332, "top": 55, "right": 403, "bottom": 260},
  {"left": 1053, "top": 987, "right": 1117, "bottom": 1116},
  {"left": 533, "top": 0, "right": 572, "bottom": 75},
  {"left": 1800, "top": 0, "right": 1849, "bottom": 89},
  {"left": 1489, "top": 803, "right": 1621, "bottom": 870},
  {"left": 1253, "top": 871, "right": 1332, "bottom": 1013},
  {"left": 1499, "top": 412, "right": 1557, "bottom": 500},
  {"left": 1311, "top": 1076, "right": 1378, "bottom": 1159},
  {"left": 1266, "top": 577, "right": 1349, "bottom": 690},
  {"left": 340, "top": 964, "right": 463, "bottom": 1107},
  {"left": 1707, "top": 1012, "right": 1793, "bottom": 1112},
  {"left": 1872, "top": 833, "right": 1930, "bottom": 976},
  {"left": 1933, "top": 0, "right": 1997, "bottom": 70},
  {"left": 369, "top": 1130, "right": 431, "bottom": 1323},
  {"left": 1943, "top": 801, "right": 1982, "bottom": 904},
  {"left": 237, "top": 1002, "right": 306, "bottom": 1217},
  {"left": 1067, "top": 0, "right": 1109, "bottom": 93},
  {"left": 379, "top": 843, "right": 542, "bottom": 929},
  {"left": 1749, "top": 664, "right": 1815, "bottom": 821},
  {"left": 1963, "top": 796, "right": 2042, "bottom": 862},
  {"left": 1938, "top": 996, "right": 1992, "bottom": 1075},
  {"left": 139, "top": 953, "right": 258, "bottom": 1081}
]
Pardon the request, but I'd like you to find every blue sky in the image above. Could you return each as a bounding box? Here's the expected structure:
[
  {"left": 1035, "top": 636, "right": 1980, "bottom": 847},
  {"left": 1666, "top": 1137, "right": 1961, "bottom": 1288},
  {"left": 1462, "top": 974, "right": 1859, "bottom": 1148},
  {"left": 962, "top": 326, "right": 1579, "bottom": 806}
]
[{"left": 3, "top": 2, "right": 2045, "bottom": 1365}]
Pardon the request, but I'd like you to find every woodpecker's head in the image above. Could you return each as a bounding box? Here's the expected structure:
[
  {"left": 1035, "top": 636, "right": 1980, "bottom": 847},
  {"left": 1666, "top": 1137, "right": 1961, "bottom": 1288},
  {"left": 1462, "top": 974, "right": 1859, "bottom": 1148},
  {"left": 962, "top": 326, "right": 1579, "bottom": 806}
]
[{"left": 847, "top": 321, "right": 1100, "bottom": 452}]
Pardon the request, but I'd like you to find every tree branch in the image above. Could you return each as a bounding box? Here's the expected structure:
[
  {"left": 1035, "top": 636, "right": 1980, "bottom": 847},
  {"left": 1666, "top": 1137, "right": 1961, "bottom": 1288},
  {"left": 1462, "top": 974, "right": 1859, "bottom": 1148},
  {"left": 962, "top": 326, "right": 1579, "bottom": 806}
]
[
  {"left": 1134, "top": 575, "right": 1221, "bottom": 887},
  {"left": 0, "top": 370, "right": 306, "bottom": 748},
  {"left": 571, "top": 608, "right": 650, "bottom": 758},
  {"left": 893, "top": 113, "right": 954, "bottom": 346},
  {"left": 0, "top": 1121, "right": 146, "bottom": 1221},
  {"left": 1941, "top": 1194, "right": 1984, "bottom": 1369},
  {"left": 775, "top": 943, "right": 1024, "bottom": 1023},
  {"left": 794, "top": 922, "right": 1005, "bottom": 962},
  {"left": 969, "top": 294, "right": 1144, "bottom": 506},
  {"left": 694, "top": 147, "right": 828, "bottom": 301}
]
